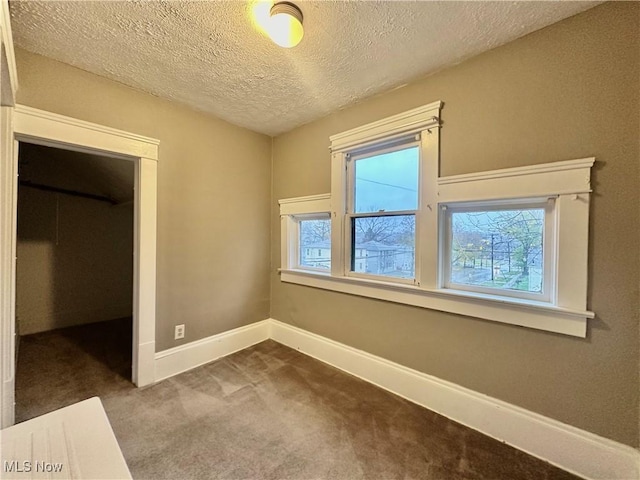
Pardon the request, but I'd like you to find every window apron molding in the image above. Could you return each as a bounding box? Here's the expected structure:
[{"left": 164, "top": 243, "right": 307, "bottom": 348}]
[{"left": 279, "top": 100, "right": 595, "bottom": 337}]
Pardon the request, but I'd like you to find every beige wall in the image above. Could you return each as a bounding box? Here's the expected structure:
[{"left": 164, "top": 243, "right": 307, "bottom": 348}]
[
  {"left": 15, "top": 47, "right": 272, "bottom": 351},
  {"left": 17, "top": 187, "right": 133, "bottom": 335},
  {"left": 13, "top": 1, "right": 639, "bottom": 448},
  {"left": 271, "top": 2, "right": 639, "bottom": 447}
]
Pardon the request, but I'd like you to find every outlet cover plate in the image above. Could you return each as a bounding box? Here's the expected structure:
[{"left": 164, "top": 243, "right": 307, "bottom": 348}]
[{"left": 174, "top": 324, "right": 185, "bottom": 340}]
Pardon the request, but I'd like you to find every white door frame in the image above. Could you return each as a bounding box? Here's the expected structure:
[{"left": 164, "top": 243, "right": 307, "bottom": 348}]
[
  {"left": 1, "top": 105, "right": 159, "bottom": 427},
  {"left": 1, "top": 0, "right": 19, "bottom": 428}
]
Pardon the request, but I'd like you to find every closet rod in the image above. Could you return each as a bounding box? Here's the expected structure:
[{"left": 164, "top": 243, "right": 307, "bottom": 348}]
[{"left": 19, "top": 181, "right": 118, "bottom": 205}]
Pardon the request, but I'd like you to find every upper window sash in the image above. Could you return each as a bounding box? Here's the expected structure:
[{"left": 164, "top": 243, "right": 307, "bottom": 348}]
[{"left": 347, "top": 140, "right": 421, "bottom": 215}]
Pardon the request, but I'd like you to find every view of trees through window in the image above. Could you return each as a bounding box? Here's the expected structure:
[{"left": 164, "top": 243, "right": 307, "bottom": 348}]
[
  {"left": 299, "top": 218, "right": 331, "bottom": 269},
  {"left": 351, "top": 146, "right": 418, "bottom": 279},
  {"left": 352, "top": 215, "right": 415, "bottom": 278},
  {"left": 450, "top": 208, "right": 545, "bottom": 293}
]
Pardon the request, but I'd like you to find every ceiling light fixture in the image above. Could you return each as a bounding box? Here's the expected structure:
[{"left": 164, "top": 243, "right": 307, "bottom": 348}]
[{"left": 268, "top": 2, "right": 304, "bottom": 48}]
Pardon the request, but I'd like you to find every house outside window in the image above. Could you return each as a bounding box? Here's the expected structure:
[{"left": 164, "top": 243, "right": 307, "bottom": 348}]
[
  {"left": 299, "top": 218, "right": 331, "bottom": 270},
  {"left": 348, "top": 143, "right": 418, "bottom": 281},
  {"left": 279, "top": 101, "right": 595, "bottom": 337},
  {"left": 443, "top": 201, "right": 554, "bottom": 302}
]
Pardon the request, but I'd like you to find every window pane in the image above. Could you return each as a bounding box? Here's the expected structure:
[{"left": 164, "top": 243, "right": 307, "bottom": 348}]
[
  {"left": 299, "top": 219, "right": 331, "bottom": 269},
  {"left": 450, "top": 209, "right": 544, "bottom": 293},
  {"left": 352, "top": 215, "right": 415, "bottom": 279},
  {"left": 354, "top": 146, "right": 419, "bottom": 213}
]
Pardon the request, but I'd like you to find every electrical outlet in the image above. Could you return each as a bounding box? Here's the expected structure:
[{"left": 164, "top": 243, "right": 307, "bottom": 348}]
[{"left": 174, "top": 324, "right": 185, "bottom": 340}]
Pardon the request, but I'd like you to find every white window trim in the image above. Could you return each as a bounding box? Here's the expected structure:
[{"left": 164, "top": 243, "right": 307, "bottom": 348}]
[
  {"left": 330, "top": 102, "right": 442, "bottom": 289},
  {"left": 278, "top": 102, "right": 595, "bottom": 338},
  {"left": 279, "top": 193, "right": 331, "bottom": 216},
  {"left": 279, "top": 269, "right": 590, "bottom": 336},
  {"left": 279, "top": 194, "right": 331, "bottom": 272},
  {"left": 345, "top": 140, "right": 421, "bottom": 285},
  {"left": 441, "top": 198, "right": 555, "bottom": 303},
  {"left": 437, "top": 156, "right": 594, "bottom": 323}
]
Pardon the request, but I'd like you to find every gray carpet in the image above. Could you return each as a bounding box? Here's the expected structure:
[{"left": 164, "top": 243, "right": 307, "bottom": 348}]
[{"left": 16, "top": 320, "right": 578, "bottom": 480}]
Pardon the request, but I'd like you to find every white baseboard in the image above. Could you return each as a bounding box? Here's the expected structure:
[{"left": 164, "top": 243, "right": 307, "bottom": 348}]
[
  {"left": 154, "top": 319, "right": 270, "bottom": 382},
  {"left": 1, "top": 377, "right": 15, "bottom": 428},
  {"left": 135, "top": 340, "right": 156, "bottom": 388},
  {"left": 151, "top": 317, "right": 639, "bottom": 479},
  {"left": 268, "top": 318, "right": 640, "bottom": 480}
]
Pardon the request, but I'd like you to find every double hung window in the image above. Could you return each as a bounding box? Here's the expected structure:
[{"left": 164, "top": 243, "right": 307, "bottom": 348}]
[
  {"left": 347, "top": 143, "right": 419, "bottom": 282},
  {"left": 279, "top": 101, "right": 595, "bottom": 337}
]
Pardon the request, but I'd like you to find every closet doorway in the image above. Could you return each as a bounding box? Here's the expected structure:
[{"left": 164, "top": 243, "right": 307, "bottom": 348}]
[{"left": 15, "top": 143, "right": 134, "bottom": 421}]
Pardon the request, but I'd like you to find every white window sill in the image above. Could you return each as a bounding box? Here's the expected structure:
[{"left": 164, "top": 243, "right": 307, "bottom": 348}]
[{"left": 279, "top": 268, "right": 593, "bottom": 337}]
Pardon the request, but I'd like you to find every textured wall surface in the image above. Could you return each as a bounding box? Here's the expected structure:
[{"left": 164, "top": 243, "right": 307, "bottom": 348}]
[
  {"left": 9, "top": 1, "right": 597, "bottom": 136},
  {"left": 15, "top": 47, "right": 273, "bottom": 350},
  {"left": 271, "top": 2, "right": 640, "bottom": 447}
]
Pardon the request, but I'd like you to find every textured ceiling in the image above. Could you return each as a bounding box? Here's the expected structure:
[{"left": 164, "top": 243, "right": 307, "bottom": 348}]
[{"left": 10, "top": 1, "right": 599, "bottom": 136}]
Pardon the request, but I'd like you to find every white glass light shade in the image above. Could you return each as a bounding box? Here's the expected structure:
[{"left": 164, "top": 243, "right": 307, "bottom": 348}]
[{"left": 269, "top": 2, "right": 304, "bottom": 48}]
